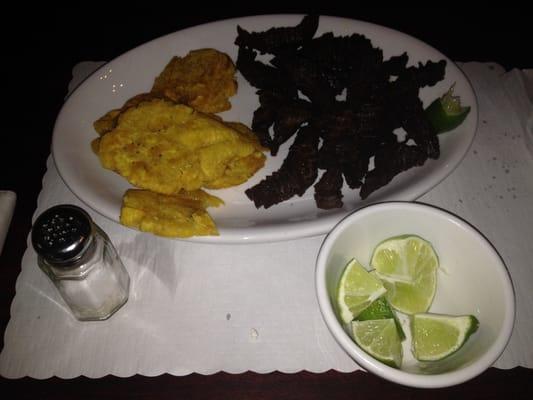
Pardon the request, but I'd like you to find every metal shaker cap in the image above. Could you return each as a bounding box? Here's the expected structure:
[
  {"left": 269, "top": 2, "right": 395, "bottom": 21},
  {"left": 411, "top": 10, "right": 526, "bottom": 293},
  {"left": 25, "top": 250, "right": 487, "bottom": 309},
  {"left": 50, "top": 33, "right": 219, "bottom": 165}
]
[{"left": 31, "top": 204, "right": 94, "bottom": 266}]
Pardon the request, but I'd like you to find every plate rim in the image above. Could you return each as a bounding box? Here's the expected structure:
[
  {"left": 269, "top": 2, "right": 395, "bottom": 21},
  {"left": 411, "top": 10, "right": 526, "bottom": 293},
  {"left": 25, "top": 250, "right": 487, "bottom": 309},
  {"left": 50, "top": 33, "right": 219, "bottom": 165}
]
[{"left": 52, "top": 14, "right": 478, "bottom": 244}]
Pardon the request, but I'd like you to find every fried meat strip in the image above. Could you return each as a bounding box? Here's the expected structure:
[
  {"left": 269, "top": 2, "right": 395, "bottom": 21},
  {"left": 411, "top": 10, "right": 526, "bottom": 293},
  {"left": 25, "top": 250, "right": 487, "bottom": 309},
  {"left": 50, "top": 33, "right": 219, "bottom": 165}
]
[
  {"left": 236, "top": 47, "right": 295, "bottom": 95},
  {"left": 314, "top": 168, "right": 344, "bottom": 209},
  {"left": 236, "top": 15, "right": 448, "bottom": 207},
  {"left": 245, "top": 125, "right": 319, "bottom": 209},
  {"left": 359, "top": 142, "right": 428, "bottom": 199},
  {"left": 235, "top": 15, "right": 319, "bottom": 55},
  {"left": 270, "top": 54, "right": 337, "bottom": 105},
  {"left": 251, "top": 91, "right": 312, "bottom": 155}
]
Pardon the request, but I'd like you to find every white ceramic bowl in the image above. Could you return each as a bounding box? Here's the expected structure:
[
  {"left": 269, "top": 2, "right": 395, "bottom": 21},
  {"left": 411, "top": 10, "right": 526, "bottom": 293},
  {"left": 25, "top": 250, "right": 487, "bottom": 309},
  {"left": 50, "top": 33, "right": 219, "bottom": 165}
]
[{"left": 315, "top": 202, "right": 515, "bottom": 388}]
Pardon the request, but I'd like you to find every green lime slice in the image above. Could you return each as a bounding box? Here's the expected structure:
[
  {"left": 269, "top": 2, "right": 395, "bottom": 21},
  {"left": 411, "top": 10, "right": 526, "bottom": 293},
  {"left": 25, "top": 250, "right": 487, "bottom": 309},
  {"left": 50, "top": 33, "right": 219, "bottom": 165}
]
[
  {"left": 336, "top": 258, "right": 387, "bottom": 324},
  {"left": 375, "top": 269, "right": 437, "bottom": 315},
  {"left": 351, "top": 318, "right": 403, "bottom": 368},
  {"left": 412, "top": 313, "right": 480, "bottom": 361},
  {"left": 425, "top": 84, "right": 471, "bottom": 134},
  {"left": 356, "top": 296, "right": 406, "bottom": 340},
  {"left": 370, "top": 235, "right": 438, "bottom": 314},
  {"left": 370, "top": 234, "right": 439, "bottom": 283}
]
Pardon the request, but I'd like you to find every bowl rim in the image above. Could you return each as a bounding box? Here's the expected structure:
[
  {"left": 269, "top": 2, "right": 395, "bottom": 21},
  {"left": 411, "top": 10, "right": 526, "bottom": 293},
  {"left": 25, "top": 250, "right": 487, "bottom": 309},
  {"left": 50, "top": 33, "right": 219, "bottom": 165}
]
[{"left": 315, "top": 201, "right": 515, "bottom": 388}]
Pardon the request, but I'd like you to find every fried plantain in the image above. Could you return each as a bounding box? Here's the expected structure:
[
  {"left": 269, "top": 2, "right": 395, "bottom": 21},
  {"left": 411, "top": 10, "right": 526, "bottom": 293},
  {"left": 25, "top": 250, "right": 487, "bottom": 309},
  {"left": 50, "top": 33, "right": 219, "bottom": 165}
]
[
  {"left": 120, "top": 189, "right": 222, "bottom": 237},
  {"left": 96, "top": 99, "right": 266, "bottom": 195},
  {"left": 151, "top": 48, "right": 237, "bottom": 113},
  {"left": 93, "top": 93, "right": 164, "bottom": 136}
]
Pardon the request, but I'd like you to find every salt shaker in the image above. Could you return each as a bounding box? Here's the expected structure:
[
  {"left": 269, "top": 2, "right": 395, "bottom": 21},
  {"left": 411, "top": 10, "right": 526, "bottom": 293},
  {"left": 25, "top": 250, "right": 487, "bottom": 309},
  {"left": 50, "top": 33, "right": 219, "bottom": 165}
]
[{"left": 31, "top": 204, "right": 130, "bottom": 321}]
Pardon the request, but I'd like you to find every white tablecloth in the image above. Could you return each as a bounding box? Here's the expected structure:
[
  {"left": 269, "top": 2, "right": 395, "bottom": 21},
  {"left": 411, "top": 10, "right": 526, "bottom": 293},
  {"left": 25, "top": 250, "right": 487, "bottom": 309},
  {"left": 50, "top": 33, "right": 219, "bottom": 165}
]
[{"left": 1, "top": 62, "right": 532, "bottom": 379}]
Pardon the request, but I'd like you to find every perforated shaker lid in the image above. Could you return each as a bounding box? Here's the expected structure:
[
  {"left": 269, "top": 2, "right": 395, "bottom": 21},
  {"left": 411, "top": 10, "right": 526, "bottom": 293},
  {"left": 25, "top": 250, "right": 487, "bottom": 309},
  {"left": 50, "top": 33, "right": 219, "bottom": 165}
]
[{"left": 31, "top": 204, "right": 94, "bottom": 266}]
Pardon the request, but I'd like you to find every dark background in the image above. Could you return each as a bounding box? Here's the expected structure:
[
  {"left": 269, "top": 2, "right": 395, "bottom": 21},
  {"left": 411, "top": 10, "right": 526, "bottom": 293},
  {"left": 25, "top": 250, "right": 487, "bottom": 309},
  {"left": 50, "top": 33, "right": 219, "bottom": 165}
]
[{"left": 2, "top": 6, "right": 532, "bottom": 399}]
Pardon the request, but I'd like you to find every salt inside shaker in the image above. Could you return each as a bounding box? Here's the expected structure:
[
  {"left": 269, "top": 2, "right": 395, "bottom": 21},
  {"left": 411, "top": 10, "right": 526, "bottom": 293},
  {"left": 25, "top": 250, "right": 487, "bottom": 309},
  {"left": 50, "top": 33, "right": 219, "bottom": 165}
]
[{"left": 31, "top": 204, "right": 130, "bottom": 321}]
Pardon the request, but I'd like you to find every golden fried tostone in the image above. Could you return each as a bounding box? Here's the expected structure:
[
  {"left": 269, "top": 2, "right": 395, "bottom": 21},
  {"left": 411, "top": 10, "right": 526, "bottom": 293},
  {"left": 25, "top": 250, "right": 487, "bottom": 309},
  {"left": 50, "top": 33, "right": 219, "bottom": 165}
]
[
  {"left": 151, "top": 48, "right": 237, "bottom": 114},
  {"left": 120, "top": 189, "right": 223, "bottom": 237},
  {"left": 96, "top": 99, "right": 266, "bottom": 194},
  {"left": 93, "top": 49, "right": 237, "bottom": 137},
  {"left": 93, "top": 93, "right": 163, "bottom": 136},
  {"left": 92, "top": 49, "right": 259, "bottom": 238}
]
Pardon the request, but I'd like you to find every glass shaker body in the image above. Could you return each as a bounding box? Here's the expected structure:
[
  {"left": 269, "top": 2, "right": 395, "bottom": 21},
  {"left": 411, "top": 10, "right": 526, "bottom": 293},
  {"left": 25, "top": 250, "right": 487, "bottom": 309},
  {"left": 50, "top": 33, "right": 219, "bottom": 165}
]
[{"left": 32, "top": 205, "right": 130, "bottom": 321}]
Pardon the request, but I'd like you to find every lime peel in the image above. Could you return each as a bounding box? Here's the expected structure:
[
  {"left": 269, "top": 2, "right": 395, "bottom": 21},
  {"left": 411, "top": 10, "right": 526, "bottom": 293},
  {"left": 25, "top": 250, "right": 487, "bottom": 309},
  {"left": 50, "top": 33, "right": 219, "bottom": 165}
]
[
  {"left": 425, "top": 84, "right": 471, "bottom": 134},
  {"left": 356, "top": 296, "right": 406, "bottom": 340},
  {"left": 352, "top": 318, "right": 403, "bottom": 369},
  {"left": 412, "top": 313, "right": 479, "bottom": 361},
  {"left": 336, "top": 258, "right": 387, "bottom": 324}
]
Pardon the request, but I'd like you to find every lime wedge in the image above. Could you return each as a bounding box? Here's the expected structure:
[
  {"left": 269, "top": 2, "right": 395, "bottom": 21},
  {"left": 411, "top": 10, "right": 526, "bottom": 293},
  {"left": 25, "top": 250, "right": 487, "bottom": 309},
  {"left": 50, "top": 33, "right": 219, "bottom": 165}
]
[
  {"left": 370, "top": 235, "right": 438, "bottom": 314},
  {"left": 356, "top": 296, "right": 406, "bottom": 340},
  {"left": 370, "top": 234, "right": 439, "bottom": 282},
  {"left": 336, "top": 258, "right": 387, "bottom": 324},
  {"left": 425, "top": 84, "right": 471, "bottom": 134},
  {"left": 412, "top": 313, "right": 480, "bottom": 361},
  {"left": 375, "top": 269, "right": 437, "bottom": 315},
  {"left": 352, "top": 319, "right": 403, "bottom": 368}
]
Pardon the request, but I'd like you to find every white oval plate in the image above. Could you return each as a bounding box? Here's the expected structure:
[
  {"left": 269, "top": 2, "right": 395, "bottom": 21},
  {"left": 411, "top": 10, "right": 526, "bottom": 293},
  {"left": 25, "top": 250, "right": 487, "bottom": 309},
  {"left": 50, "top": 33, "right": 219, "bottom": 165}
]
[{"left": 52, "top": 15, "right": 477, "bottom": 244}]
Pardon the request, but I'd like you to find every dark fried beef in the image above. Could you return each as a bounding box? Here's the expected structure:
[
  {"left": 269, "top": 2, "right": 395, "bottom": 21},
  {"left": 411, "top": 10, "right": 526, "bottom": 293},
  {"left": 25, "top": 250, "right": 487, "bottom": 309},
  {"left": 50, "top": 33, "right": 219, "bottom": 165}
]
[
  {"left": 236, "top": 47, "right": 296, "bottom": 94},
  {"left": 402, "top": 101, "right": 440, "bottom": 159},
  {"left": 297, "top": 32, "right": 379, "bottom": 68},
  {"left": 271, "top": 100, "right": 312, "bottom": 155},
  {"left": 235, "top": 15, "right": 319, "bottom": 55},
  {"left": 237, "top": 15, "right": 446, "bottom": 209},
  {"left": 251, "top": 91, "right": 312, "bottom": 155},
  {"left": 360, "top": 142, "right": 428, "bottom": 199},
  {"left": 342, "top": 146, "right": 372, "bottom": 189},
  {"left": 382, "top": 52, "right": 409, "bottom": 76},
  {"left": 251, "top": 104, "right": 275, "bottom": 150},
  {"left": 314, "top": 168, "right": 344, "bottom": 209},
  {"left": 271, "top": 54, "right": 337, "bottom": 105},
  {"left": 404, "top": 60, "right": 447, "bottom": 88},
  {"left": 245, "top": 125, "right": 320, "bottom": 209},
  {"left": 316, "top": 107, "right": 358, "bottom": 170}
]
